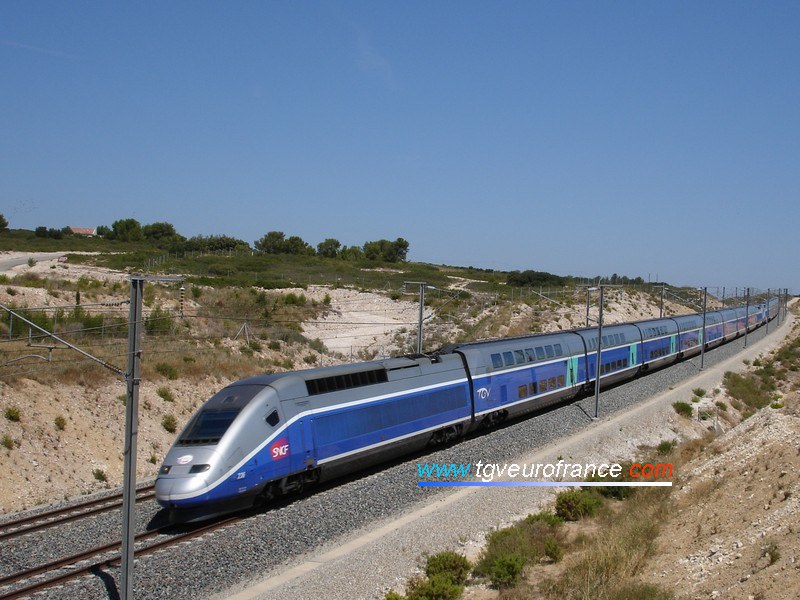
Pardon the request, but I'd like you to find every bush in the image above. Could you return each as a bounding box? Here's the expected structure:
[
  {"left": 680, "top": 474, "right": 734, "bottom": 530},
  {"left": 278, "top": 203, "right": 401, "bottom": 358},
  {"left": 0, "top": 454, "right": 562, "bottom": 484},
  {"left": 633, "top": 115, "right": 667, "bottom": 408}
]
[
  {"left": 157, "top": 387, "right": 174, "bottom": 402},
  {"left": 93, "top": 468, "right": 107, "bottom": 482},
  {"left": 488, "top": 554, "right": 524, "bottom": 588},
  {"left": 54, "top": 415, "right": 67, "bottom": 431},
  {"left": 155, "top": 362, "right": 178, "bottom": 380},
  {"left": 715, "top": 401, "right": 728, "bottom": 411},
  {"left": 404, "top": 574, "right": 463, "bottom": 600},
  {"left": 555, "top": 489, "right": 603, "bottom": 521},
  {"left": 162, "top": 414, "right": 178, "bottom": 433},
  {"left": 425, "top": 551, "right": 471, "bottom": 586},
  {"left": 525, "top": 509, "right": 564, "bottom": 527},
  {"left": 673, "top": 401, "right": 693, "bottom": 418},
  {"left": 2, "top": 434, "right": 14, "bottom": 450},
  {"left": 4, "top": 406, "right": 20, "bottom": 422},
  {"left": 543, "top": 536, "right": 563, "bottom": 562},
  {"left": 723, "top": 371, "right": 772, "bottom": 409},
  {"left": 657, "top": 440, "right": 675, "bottom": 455},
  {"left": 692, "top": 388, "right": 707, "bottom": 397}
]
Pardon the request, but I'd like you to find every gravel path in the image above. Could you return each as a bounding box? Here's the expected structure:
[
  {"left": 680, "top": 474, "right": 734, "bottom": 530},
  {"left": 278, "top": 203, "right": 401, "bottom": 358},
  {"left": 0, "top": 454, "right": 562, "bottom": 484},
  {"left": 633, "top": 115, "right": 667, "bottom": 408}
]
[{"left": 12, "top": 318, "right": 790, "bottom": 600}]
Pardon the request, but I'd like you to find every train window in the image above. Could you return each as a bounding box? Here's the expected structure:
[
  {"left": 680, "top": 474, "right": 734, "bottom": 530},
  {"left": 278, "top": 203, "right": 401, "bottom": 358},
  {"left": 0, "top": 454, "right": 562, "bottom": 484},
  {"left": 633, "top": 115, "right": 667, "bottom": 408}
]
[
  {"left": 503, "top": 352, "right": 515, "bottom": 367},
  {"left": 554, "top": 344, "right": 563, "bottom": 356},
  {"left": 529, "top": 382, "right": 537, "bottom": 395},
  {"left": 623, "top": 358, "right": 629, "bottom": 368},
  {"left": 518, "top": 385, "right": 528, "bottom": 399},
  {"left": 180, "top": 408, "right": 241, "bottom": 445},
  {"left": 306, "top": 368, "right": 388, "bottom": 396},
  {"left": 616, "top": 359, "right": 623, "bottom": 369},
  {"left": 525, "top": 348, "right": 536, "bottom": 362},
  {"left": 621, "top": 333, "right": 626, "bottom": 343},
  {"left": 535, "top": 347, "right": 546, "bottom": 360},
  {"left": 614, "top": 334, "right": 621, "bottom": 345},
  {"left": 539, "top": 379, "right": 548, "bottom": 392},
  {"left": 548, "top": 377, "right": 556, "bottom": 389},
  {"left": 514, "top": 350, "right": 526, "bottom": 364},
  {"left": 557, "top": 375, "right": 565, "bottom": 387},
  {"left": 266, "top": 410, "right": 280, "bottom": 427},
  {"left": 491, "top": 354, "right": 503, "bottom": 369},
  {"left": 545, "top": 346, "right": 554, "bottom": 359}
]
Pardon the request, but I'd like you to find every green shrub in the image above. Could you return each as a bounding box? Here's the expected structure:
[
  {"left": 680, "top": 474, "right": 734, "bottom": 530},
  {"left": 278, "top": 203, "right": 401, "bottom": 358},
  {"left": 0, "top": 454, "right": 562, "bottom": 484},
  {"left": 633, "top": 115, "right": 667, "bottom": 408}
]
[
  {"left": 582, "top": 463, "right": 635, "bottom": 500},
  {"left": 162, "top": 414, "right": 178, "bottom": 433},
  {"left": 145, "top": 304, "right": 175, "bottom": 334},
  {"left": 155, "top": 362, "right": 178, "bottom": 380},
  {"left": 673, "top": 401, "right": 693, "bottom": 418},
  {"left": 555, "top": 489, "right": 603, "bottom": 521},
  {"left": 157, "top": 387, "right": 175, "bottom": 402},
  {"left": 4, "top": 406, "right": 20, "bottom": 422},
  {"left": 93, "top": 468, "right": 107, "bottom": 482},
  {"left": 425, "top": 551, "right": 471, "bottom": 586},
  {"left": 268, "top": 340, "right": 282, "bottom": 351},
  {"left": 488, "top": 554, "right": 524, "bottom": 588},
  {"left": 692, "top": 388, "right": 707, "bottom": 397},
  {"left": 543, "top": 536, "right": 563, "bottom": 562},
  {"left": 715, "top": 401, "right": 727, "bottom": 411},
  {"left": 54, "top": 415, "right": 67, "bottom": 431},
  {"left": 657, "top": 440, "right": 675, "bottom": 455},
  {"left": 525, "top": 509, "right": 564, "bottom": 527},
  {"left": 723, "top": 371, "right": 772, "bottom": 409},
  {"left": 404, "top": 574, "right": 463, "bottom": 600},
  {"left": 2, "top": 434, "right": 14, "bottom": 450}
]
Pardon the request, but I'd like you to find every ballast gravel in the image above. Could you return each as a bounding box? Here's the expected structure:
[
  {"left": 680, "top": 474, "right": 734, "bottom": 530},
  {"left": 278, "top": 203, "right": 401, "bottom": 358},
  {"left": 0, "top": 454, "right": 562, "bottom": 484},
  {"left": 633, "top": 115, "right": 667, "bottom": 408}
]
[{"left": 7, "top": 322, "right": 787, "bottom": 600}]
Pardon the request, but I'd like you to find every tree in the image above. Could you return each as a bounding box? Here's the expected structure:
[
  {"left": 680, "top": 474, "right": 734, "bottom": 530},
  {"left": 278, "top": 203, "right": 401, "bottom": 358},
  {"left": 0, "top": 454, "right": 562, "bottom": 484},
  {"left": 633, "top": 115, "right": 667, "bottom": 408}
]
[
  {"left": 35, "top": 226, "right": 49, "bottom": 238},
  {"left": 96, "top": 225, "right": 112, "bottom": 238},
  {"left": 0, "top": 213, "right": 8, "bottom": 232},
  {"left": 283, "top": 235, "right": 315, "bottom": 256},
  {"left": 363, "top": 237, "right": 410, "bottom": 263},
  {"left": 339, "top": 245, "right": 364, "bottom": 261},
  {"left": 110, "top": 218, "right": 143, "bottom": 242},
  {"left": 143, "top": 222, "right": 178, "bottom": 241},
  {"left": 317, "top": 238, "right": 341, "bottom": 259},
  {"left": 185, "top": 235, "right": 250, "bottom": 253},
  {"left": 255, "top": 231, "right": 286, "bottom": 254}
]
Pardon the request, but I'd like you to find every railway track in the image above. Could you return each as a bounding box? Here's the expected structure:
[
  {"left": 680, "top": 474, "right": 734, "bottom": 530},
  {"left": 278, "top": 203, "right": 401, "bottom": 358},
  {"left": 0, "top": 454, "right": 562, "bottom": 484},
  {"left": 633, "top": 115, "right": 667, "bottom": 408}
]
[
  {"left": 0, "top": 484, "right": 156, "bottom": 542},
  {"left": 0, "top": 513, "right": 242, "bottom": 599}
]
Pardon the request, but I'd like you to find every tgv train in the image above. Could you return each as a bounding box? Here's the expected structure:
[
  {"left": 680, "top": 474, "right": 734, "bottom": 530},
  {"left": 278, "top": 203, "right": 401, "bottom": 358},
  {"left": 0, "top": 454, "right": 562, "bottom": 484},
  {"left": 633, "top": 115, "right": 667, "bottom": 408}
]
[{"left": 156, "top": 297, "right": 780, "bottom": 520}]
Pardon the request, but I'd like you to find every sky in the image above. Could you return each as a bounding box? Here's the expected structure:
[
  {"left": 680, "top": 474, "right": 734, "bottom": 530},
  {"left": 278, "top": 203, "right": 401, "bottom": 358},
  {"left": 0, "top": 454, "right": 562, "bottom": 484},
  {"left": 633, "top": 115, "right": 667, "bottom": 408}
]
[{"left": 1, "top": 2, "right": 797, "bottom": 294}]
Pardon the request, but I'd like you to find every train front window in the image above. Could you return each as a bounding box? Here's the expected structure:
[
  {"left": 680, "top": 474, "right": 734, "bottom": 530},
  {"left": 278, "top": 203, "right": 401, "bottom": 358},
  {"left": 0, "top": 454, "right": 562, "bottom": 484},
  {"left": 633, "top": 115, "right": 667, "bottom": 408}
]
[
  {"left": 179, "top": 409, "right": 241, "bottom": 444},
  {"left": 177, "top": 383, "right": 265, "bottom": 445}
]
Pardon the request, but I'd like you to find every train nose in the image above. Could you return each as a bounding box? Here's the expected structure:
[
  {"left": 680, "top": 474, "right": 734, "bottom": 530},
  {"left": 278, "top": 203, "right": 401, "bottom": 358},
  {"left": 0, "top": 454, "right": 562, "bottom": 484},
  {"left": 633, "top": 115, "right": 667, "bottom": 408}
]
[{"left": 155, "top": 472, "right": 210, "bottom": 505}]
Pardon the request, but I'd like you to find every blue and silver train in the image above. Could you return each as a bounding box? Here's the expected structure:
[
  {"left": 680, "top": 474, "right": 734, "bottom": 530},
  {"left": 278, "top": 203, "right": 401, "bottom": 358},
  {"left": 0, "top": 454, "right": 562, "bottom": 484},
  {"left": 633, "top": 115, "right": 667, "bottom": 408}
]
[{"left": 156, "top": 296, "right": 780, "bottom": 520}]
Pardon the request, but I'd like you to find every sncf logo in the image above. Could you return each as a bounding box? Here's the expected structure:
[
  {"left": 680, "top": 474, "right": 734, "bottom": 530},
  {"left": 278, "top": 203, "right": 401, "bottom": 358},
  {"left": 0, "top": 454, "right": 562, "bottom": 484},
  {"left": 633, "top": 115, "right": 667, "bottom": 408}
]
[{"left": 270, "top": 437, "right": 290, "bottom": 460}]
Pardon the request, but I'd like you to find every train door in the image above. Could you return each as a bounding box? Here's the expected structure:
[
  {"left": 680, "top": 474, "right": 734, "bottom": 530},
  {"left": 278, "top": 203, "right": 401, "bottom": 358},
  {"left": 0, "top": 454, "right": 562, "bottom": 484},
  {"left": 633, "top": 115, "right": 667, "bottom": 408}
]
[{"left": 287, "top": 420, "right": 307, "bottom": 474}]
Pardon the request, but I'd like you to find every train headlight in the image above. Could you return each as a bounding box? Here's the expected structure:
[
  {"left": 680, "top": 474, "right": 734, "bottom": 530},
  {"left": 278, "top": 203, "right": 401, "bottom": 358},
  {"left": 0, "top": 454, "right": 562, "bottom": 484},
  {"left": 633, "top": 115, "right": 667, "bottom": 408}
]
[
  {"left": 159, "top": 465, "right": 171, "bottom": 475},
  {"left": 189, "top": 464, "right": 211, "bottom": 474}
]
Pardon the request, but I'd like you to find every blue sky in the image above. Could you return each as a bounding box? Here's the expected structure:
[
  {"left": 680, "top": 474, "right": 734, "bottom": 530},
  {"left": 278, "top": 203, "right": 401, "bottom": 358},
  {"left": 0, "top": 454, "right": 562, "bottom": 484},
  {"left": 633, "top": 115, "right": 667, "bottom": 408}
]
[{"left": 2, "top": 2, "right": 797, "bottom": 293}]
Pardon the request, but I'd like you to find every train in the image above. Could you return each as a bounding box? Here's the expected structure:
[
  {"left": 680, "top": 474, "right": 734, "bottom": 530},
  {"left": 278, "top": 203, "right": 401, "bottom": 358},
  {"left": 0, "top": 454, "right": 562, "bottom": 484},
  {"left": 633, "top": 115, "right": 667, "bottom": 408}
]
[{"left": 155, "top": 295, "right": 781, "bottom": 521}]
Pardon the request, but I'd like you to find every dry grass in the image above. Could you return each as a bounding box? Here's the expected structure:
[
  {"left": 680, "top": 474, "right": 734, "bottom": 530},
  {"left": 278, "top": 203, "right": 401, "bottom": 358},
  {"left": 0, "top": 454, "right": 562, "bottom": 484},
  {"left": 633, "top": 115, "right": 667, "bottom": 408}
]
[{"left": 542, "top": 486, "right": 672, "bottom": 600}]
